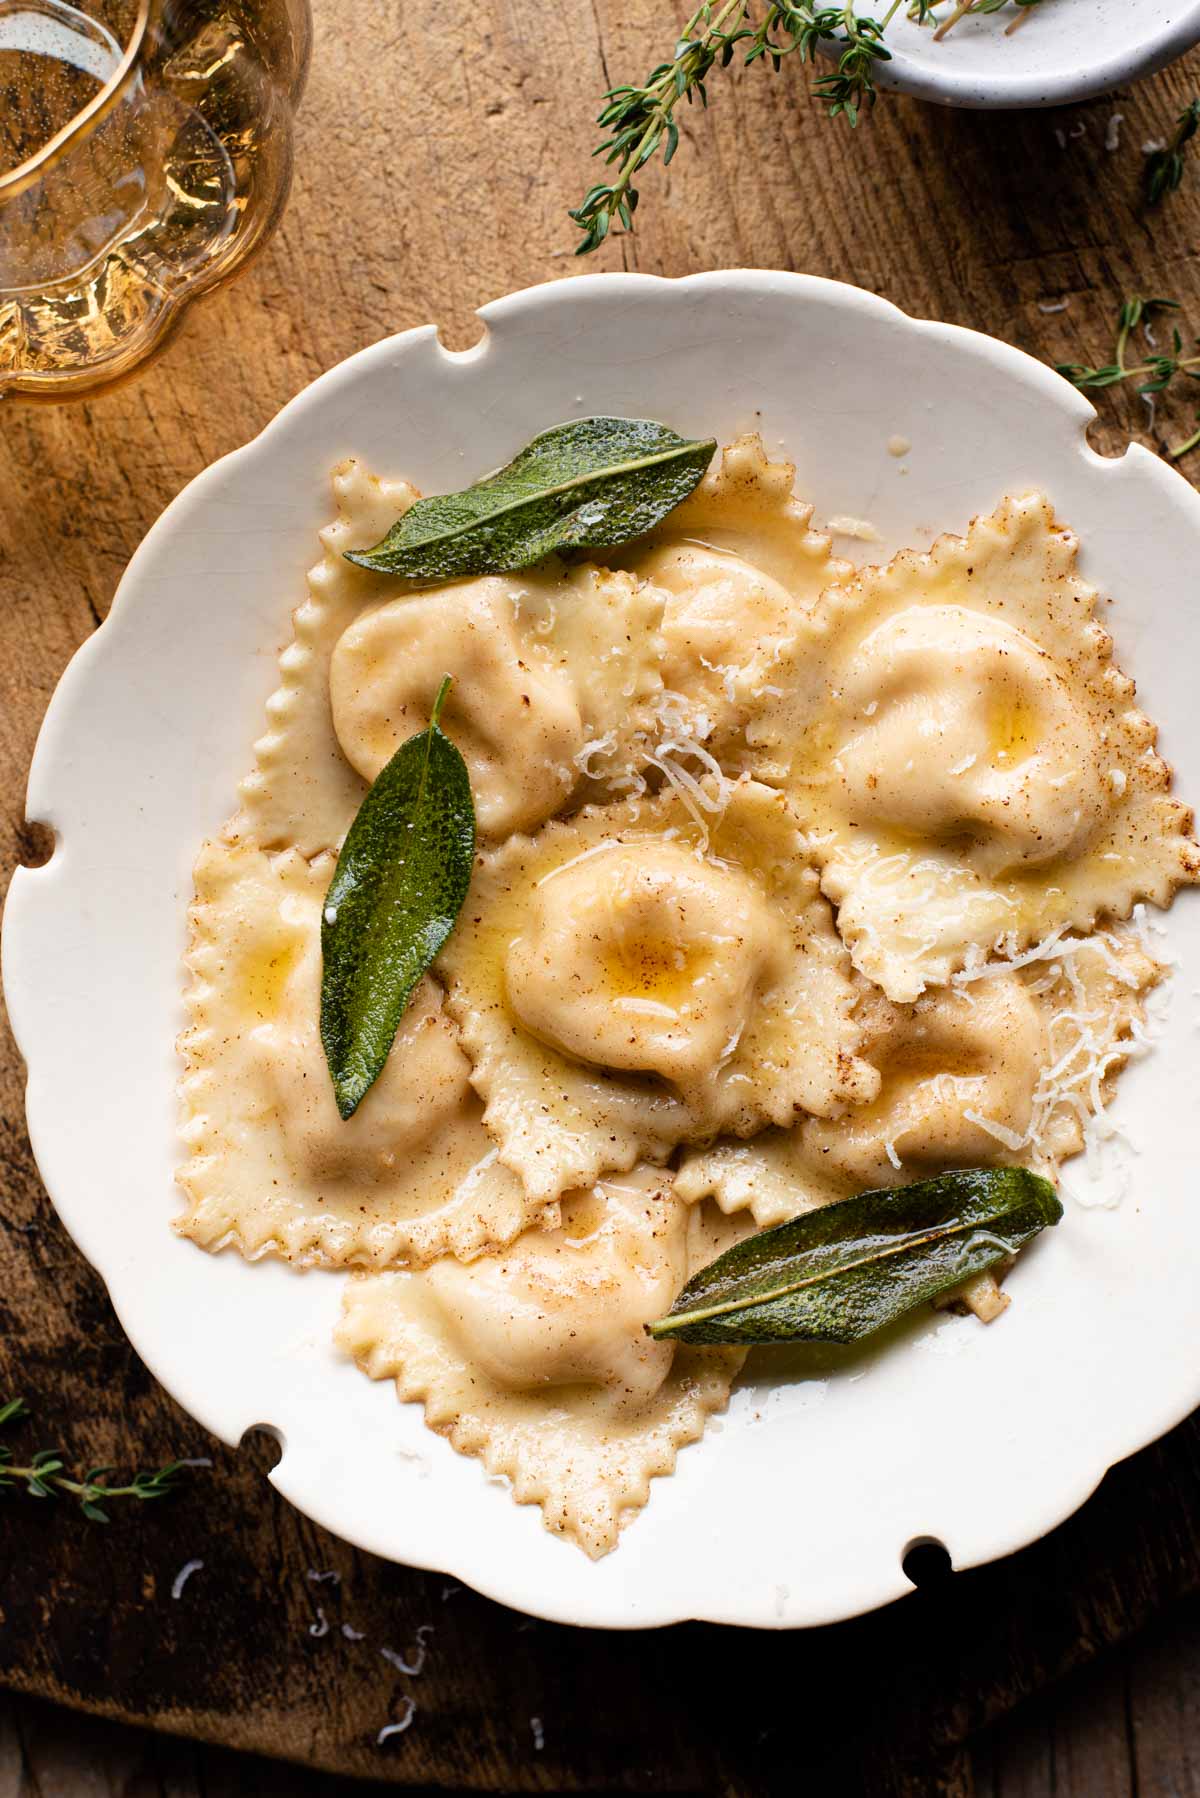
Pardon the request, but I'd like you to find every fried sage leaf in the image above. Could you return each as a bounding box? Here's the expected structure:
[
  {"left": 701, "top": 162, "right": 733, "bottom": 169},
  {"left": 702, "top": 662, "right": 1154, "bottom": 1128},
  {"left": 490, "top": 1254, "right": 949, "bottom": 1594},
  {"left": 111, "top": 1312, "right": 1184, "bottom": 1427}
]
[
  {"left": 321, "top": 677, "right": 475, "bottom": 1119},
  {"left": 650, "top": 1169, "right": 1062, "bottom": 1345},
  {"left": 344, "top": 416, "right": 716, "bottom": 581}
]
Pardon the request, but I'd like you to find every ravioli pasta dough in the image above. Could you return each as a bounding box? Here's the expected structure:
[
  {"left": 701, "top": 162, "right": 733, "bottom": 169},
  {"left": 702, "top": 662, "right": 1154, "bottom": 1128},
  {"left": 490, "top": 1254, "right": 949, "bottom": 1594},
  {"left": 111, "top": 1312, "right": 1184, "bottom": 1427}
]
[
  {"left": 177, "top": 836, "right": 552, "bottom": 1266},
  {"left": 179, "top": 433, "right": 1197, "bottom": 1558},
  {"left": 750, "top": 493, "right": 1199, "bottom": 999},
  {"left": 237, "top": 460, "right": 410, "bottom": 858},
  {"left": 336, "top": 1172, "right": 745, "bottom": 1558},
  {"left": 606, "top": 435, "right": 852, "bottom": 756},
  {"left": 330, "top": 562, "right": 668, "bottom": 836},
  {"left": 678, "top": 924, "right": 1163, "bottom": 1230},
  {"left": 440, "top": 780, "right": 878, "bottom": 1201}
]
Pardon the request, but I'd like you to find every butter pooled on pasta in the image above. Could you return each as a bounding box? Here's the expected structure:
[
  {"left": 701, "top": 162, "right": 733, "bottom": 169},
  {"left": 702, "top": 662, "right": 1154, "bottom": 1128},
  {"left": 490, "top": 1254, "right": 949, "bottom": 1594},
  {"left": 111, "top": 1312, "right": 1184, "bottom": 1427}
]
[
  {"left": 834, "top": 605, "right": 1106, "bottom": 876},
  {"left": 506, "top": 839, "right": 779, "bottom": 1085}
]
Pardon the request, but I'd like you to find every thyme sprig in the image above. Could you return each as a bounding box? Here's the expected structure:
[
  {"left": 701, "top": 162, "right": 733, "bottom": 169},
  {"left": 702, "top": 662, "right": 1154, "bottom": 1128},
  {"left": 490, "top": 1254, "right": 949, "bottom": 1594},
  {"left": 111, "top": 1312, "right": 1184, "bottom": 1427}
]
[
  {"left": 1057, "top": 296, "right": 1200, "bottom": 461},
  {"left": 1145, "top": 98, "right": 1200, "bottom": 206},
  {"left": 0, "top": 1396, "right": 185, "bottom": 1521},
  {"left": 570, "top": 0, "right": 1040, "bottom": 252}
]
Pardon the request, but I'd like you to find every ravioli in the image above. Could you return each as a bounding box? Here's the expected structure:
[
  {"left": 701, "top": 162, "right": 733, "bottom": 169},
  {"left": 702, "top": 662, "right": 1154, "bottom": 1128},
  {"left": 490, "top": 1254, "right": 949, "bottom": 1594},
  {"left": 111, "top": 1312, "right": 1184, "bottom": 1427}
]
[
  {"left": 177, "top": 836, "right": 554, "bottom": 1266},
  {"left": 750, "top": 493, "right": 1200, "bottom": 999},
  {"left": 606, "top": 435, "right": 850, "bottom": 753},
  {"left": 331, "top": 563, "right": 667, "bottom": 835},
  {"left": 677, "top": 923, "right": 1163, "bottom": 1228},
  {"left": 335, "top": 1171, "right": 745, "bottom": 1559},
  {"left": 616, "top": 433, "right": 850, "bottom": 594},
  {"left": 439, "top": 781, "right": 878, "bottom": 1201}
]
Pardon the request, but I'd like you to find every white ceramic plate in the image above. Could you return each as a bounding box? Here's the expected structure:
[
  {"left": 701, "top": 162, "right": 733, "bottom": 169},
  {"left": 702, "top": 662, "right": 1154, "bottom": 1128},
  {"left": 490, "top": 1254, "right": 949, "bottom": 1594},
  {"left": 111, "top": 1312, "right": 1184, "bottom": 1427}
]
[
  {"left": 6, "top": 270, "right": 1200, "bottom": 1630},
  {"left": 852, "top": 0, "right": 1200, "bottom": 109}
]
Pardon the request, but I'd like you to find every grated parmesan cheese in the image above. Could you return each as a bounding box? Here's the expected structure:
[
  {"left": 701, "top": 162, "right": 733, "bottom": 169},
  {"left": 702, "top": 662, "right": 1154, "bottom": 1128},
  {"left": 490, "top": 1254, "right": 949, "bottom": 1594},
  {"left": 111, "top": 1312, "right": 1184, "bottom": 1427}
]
[
  {"left": 377, "top": 1697, "right": 417, "bottom": 1745},
  {"left": 574, "top": 687, "right": 747, "bottom": 839},
  {"left": 170, "top": 1559, "right": 203, "bottom": 1600},
  {"left": 962, "top": 1109, "right": 1027, "bottom": 1153},
  {"left": 380, "top": 1624, "right": 434, "bottom": 1677},
  {"left": 951, "top": 926, "right": 1070, "bottom": 984},
  {"left": 947, "top": 923, "right": 1166, "bottom": 1204},
  {"left": 826, "top": 514, "right": 881, "bottom": 543},
  {"left": 699, "top": 655, "right": 741, "bottom": 706},
  {"left": 572, "top": 731, "right": 617, "bottom": 776}
]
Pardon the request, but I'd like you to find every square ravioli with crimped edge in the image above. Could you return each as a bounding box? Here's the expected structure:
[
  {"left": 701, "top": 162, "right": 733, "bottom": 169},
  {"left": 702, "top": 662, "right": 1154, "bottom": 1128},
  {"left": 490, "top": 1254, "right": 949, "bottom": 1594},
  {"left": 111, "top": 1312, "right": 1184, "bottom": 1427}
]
[
  {"left": 437, "top": 779, "right": 879, "bottom": 1204},
  {"left": 335, "top": 1172, "right": 746, "bottom": 1559},
  {"left": 177, "top": 835, "right": 558, "bottom": 1267},
  {"left": 748, "top": 493, "right": 1200, "bottom": 1001},
  {"left": 677, "top": 922, "right": 1164, "bottom": 1228},
  {"left": 237, "top": 460, "right": 673, "bottom": 856}
]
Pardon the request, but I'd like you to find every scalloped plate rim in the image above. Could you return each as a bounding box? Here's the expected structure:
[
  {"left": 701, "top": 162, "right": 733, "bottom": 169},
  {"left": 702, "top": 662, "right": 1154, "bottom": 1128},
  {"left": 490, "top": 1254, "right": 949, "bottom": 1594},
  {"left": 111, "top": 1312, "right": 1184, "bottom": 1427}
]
[{"left": 5, "top": 267, "right": 1200, "bottom": 1630}]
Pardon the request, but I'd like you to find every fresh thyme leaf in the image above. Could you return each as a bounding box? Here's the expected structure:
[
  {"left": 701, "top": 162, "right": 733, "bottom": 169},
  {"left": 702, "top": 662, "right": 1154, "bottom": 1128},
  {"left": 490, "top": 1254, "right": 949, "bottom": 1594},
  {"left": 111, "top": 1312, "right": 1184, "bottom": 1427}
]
[
  {"left": 649, "top": 1168, "right": 1061, "bottom": 1345},
  {"left": 1145, "top": 98, "right": 1200, "bottom": 207},
  {"left": 321, "top": 677, "right": 475, "bottom": 1119},
  {"left": 345, "top": 418, "right": 715, "bottom": 582},
  {"left": 0, "top": 1396, "right": 188, "bottom": 1516}
]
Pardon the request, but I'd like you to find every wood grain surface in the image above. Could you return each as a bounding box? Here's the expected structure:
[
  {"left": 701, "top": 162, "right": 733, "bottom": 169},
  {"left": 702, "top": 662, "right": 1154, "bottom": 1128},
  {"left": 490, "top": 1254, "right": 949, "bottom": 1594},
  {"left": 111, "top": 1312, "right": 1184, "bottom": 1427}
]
[{"left": 4, "top": 3, "right": 1200, "bottom": 1791}]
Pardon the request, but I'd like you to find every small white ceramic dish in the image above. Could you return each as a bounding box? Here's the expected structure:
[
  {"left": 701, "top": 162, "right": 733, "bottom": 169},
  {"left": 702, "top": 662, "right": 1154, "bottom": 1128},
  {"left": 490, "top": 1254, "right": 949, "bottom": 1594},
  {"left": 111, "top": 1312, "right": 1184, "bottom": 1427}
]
[
  {"left": 852, "top": 0, "right": 1200, "bottom": 110},
  {"left": 6, "top": 270, "right": 1200, "bottom": 1630}
]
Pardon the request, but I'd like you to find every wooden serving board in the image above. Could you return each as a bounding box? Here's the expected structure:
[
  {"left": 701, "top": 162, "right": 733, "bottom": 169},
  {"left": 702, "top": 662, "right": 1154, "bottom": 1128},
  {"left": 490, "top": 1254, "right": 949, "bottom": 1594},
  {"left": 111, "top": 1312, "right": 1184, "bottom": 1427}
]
[{"left": 4, "top": 4, "right": 1200, "bottom": 1788}]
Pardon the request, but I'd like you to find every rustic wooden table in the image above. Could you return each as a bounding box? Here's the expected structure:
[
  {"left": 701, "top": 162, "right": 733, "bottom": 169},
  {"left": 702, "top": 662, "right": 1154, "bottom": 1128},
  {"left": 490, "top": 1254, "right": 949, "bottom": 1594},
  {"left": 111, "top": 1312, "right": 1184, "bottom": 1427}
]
[{"left": 4, "top": 4, "right": 1200, "bottom": 1792}]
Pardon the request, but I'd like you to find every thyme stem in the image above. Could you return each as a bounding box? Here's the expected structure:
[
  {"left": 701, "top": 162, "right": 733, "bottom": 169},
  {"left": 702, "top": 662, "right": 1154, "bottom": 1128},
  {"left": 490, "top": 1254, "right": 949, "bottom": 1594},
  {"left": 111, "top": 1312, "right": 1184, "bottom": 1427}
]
[
  {"left": 595, "top": 0, "right": 747, "bottom": 248},
  {"left": 0, "top": 1396, "right": 187, "bottom": 1521},
  {"left": 571, "top": 0, "right": 1042, "bottom": 252},
  {"left": 1056, "top": 295, "right": 1200, "bottom": 464}
]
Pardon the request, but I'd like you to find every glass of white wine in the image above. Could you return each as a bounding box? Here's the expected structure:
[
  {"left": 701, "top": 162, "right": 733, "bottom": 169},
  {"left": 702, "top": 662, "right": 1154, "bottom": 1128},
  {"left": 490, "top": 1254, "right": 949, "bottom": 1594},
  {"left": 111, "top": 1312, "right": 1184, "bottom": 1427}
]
[{"left": 0, "top": 0, "right": 311, "bottom": 399}]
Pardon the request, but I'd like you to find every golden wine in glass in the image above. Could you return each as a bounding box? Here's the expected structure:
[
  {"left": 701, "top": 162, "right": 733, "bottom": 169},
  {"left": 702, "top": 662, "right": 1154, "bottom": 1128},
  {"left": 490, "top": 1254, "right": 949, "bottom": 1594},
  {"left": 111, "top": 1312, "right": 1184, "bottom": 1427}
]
[{"left": 0, "top": 0, "right": 311, "bottom": 399}]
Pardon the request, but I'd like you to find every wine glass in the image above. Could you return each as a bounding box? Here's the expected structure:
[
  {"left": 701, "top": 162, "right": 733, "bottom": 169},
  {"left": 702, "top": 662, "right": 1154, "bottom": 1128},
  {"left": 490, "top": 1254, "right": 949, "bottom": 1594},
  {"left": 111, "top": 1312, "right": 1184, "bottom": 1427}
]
[{"left": 0, "top": 0, "right": 311, "bottom": 399}]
